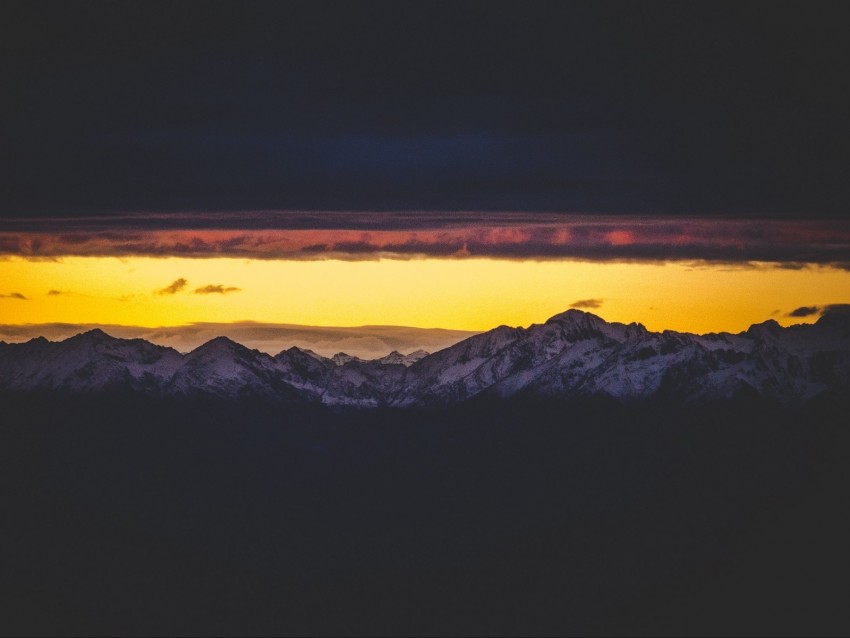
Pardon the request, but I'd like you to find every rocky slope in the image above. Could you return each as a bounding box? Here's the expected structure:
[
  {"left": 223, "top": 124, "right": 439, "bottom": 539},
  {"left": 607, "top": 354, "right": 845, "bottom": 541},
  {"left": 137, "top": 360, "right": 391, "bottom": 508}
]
[{"left": 1, "top": 309, "right": 849, "bottom": 405}]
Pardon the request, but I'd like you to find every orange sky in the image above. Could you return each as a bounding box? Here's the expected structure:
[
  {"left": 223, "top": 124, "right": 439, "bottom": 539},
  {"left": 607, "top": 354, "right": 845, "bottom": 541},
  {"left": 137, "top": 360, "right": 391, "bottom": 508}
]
[{"left": 1, "top": 255, "right": 848, "bottom": 336}]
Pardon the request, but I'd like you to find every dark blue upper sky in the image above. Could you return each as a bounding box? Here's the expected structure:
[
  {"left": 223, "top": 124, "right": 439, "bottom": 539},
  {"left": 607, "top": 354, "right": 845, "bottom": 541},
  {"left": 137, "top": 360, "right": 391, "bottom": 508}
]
[{"left": 3, "top": 1, "right": 849, "bottom": 218}]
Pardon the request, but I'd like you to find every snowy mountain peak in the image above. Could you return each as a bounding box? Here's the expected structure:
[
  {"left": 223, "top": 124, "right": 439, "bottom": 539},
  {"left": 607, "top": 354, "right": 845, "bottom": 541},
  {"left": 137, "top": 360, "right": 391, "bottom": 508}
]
[
  {"left": 625, "top": 322, "right": 649, "bottom": 339},
  {"left": 545, "top": 308, "right": 602, "bottom": 325},
  {"left": 748, "top": 318, "right": 782, "bottom": 331},
  {"left": 1, "top": 310, "right": 848, "bottom": 405},
  {"left": 188, "top": 336, "right": 247, "bottom": 357},
  {"left": 543, "top": 308, "right": 627, "bottom": 343},
  {"left": 374, "top": 350, "right": 431, "bottom": 367},
  {"left": 198, "top": 335, "right": 240, "bottom": 347},
  {"left": 275, "top": 346, "right": 332, "bottom": 367},
  {"left": 332, "top": 352, "right": 363, "bottom": 366},
  {"left": 69, "top": 328, "right": 113, "bottom": 344},
  {"left": 376, "top": 350, "right": 406, "bottom": 365},
  {"left": 745, "top": 319, "right": 785, "bottom": 342},
  {"left": 299, "top": 348, "right": 329, "bottom": 362}
]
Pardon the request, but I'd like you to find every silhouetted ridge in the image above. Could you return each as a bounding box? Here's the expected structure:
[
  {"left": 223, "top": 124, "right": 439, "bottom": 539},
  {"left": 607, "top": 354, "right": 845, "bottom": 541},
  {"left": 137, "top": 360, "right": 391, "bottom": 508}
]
[
  {"left": 818, "top": 304, "right": 850, "bottom": 329},
  {"left": 1, "top": 310, "right": 848, "bottom": 405},
  {"left": 69, "top": 328, "right": 113, "bottom": 343}
]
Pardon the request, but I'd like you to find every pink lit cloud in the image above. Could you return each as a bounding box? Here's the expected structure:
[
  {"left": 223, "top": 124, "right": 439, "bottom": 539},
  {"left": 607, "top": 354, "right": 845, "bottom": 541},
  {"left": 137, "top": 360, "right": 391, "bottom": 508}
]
[{"left": 0, "top": 212, "right": 848, "bottom": 267}]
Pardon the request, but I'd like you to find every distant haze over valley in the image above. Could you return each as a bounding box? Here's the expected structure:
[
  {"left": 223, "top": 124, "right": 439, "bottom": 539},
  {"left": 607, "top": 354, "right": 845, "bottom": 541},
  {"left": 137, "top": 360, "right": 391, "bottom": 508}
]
[{"left": 0, "top": 321, "right": 477, "bottom": 359}]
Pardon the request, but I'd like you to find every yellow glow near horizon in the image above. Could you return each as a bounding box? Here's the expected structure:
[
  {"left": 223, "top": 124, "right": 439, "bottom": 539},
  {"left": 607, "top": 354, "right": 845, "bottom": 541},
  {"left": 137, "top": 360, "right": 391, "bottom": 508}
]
[{"left": 1, "top": 255, "right": 848, "bottom": 334}]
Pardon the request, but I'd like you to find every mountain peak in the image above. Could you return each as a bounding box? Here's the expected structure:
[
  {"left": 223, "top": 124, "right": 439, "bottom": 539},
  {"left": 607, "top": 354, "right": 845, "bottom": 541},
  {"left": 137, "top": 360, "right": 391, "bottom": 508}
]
[
  {"left": 332, "top": 352, "right": 362, "bottom": 366},
  {"left": 542, "top": 308, "right": 625, "bottom": 342},
  {"left": 68, "top": 328, "right": 115, "bottom": 345},
  {"left": 817, "top": 304, "right": 850, "bottom": 329},
  {"left": 81, "top": 328, "right": 110, "bottom": 338},
  {"left": 375, "top": 350, "right": 427, "bottom": 366},
  {"left": 202, "top": 335, "right": 239, "bottom": 346},
  {"left": 189, "top": 336, "right": 246, "bottom": 357},
  {"left": 2, "top": 307, "right": 849, "bottom": 405},
  {"left": 746, "top": 319, "right": 782, "bottom": 336},
  {"left": 277, "top": 346, "right": 332, "bottom": 365},
  {"left": 625, "top": 322, "right": 649, "bottom": 338},
  {"left": 545, "top": 308, "right": 603, "bottom": 325}
]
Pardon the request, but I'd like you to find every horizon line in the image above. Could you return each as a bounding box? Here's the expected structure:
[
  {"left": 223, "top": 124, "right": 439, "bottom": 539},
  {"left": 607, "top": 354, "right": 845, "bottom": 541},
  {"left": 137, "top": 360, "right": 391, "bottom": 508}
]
[{"left": 3, "top": 306, "right": 847, "bottom": 358}]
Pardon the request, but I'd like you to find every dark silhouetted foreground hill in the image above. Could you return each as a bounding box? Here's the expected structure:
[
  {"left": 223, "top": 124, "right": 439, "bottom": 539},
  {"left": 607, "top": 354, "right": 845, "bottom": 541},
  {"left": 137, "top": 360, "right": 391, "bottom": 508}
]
[{"left": 1, "top": 392, "right": 849, "bottom": 635}]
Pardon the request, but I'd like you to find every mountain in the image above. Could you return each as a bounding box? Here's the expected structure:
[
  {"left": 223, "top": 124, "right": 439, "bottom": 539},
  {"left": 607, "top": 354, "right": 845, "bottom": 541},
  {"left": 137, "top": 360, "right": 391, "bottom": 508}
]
[
  {"left": 0, "top": 329, "right": 183, "bottom": 394},
  {"left": 375, "top": 349, "right": 429, "bottom": 366},
  {"left": 1, "top": 309, "right": 848, "bottom": 405},
  {"left": 3, "top": 312, "right": 850, "bottom": 636},
  {"left": 168, "top": 336, "right": 303, "bottom": 401}
]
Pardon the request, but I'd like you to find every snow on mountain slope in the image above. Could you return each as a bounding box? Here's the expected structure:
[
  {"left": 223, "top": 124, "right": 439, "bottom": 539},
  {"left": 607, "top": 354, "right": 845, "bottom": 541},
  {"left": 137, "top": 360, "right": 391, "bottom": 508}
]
[
  {"left": 322, "top": 359, "right": 408, "bottom": 407},
  {"left": 0, "top": 329, "right": 183, "bottom": 393},
  {"left": 375, "top": 350, "right": 429, "bottom": 366},
  {"left": 168, "top": 337, "right": 299, "bottom": 400},
  {"left": 396, "top": 309, "right": 850, "bottom": 405},
  {"left": 1, "top": 309, "right": 848, "bottom": 405},
  {"left": 394, "top": 310, "right": 638, "bottom": 406},
  {"left": 331, "top": 352, "right": 362, "bottom": 366},
  {"left": 273, "top": 347, "right": 334, "bottom": 399},
  {"left": 519, "top": 316, "right": 850, "bottom": 402}
]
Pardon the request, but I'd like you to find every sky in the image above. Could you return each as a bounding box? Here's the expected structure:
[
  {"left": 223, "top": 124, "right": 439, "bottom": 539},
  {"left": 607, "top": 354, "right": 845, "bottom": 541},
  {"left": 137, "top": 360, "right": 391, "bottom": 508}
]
[{"left": 2, "top": 3, "right": 849, "bottom": 355}]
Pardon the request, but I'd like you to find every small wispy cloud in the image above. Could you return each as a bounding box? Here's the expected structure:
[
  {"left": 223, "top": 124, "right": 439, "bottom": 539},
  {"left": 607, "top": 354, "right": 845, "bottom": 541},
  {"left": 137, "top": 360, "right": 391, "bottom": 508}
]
[
  {"left": 570, "top": 298, "right": 604, "bottom": 309},
  {"left": 155, "top": 278, "right": 188, "bottom": 295},
  {"left": 787, "top": 306, "right": 821, "bottom": 317},
  {"left": 195, "top": 284, "right": 241, "bottom": 295},
  {"left": 0, "top": 292, "right": 28, "bottom": 300},
  {"left": 47, "top": 289, "right": 65, "bottom": 296},
  {"left": 786, "top": 304, "right": 850, "bottom": 319}
]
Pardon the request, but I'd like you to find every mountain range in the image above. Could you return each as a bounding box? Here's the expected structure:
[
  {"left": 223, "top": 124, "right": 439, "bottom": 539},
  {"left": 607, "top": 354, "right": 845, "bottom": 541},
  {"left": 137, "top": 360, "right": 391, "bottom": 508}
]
[
  {"left": 3, "top": 308, "right": 850, "bottom": 636},
  {"left": 2, "top": 309, "right": 849, "bottom": 405}
]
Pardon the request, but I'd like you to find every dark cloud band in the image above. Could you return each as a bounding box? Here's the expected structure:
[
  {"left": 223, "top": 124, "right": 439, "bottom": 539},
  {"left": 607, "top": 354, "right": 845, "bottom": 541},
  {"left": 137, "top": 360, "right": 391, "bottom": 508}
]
[{"left": 1, "top": 213, "right": 849, "bottom": 267}]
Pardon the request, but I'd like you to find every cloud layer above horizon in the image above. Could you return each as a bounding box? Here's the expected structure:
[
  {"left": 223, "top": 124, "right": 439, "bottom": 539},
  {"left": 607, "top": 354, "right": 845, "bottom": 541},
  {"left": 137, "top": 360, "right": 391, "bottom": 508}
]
[{"left": 2, "top": 213, "right": 849, "bottom": 267}]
